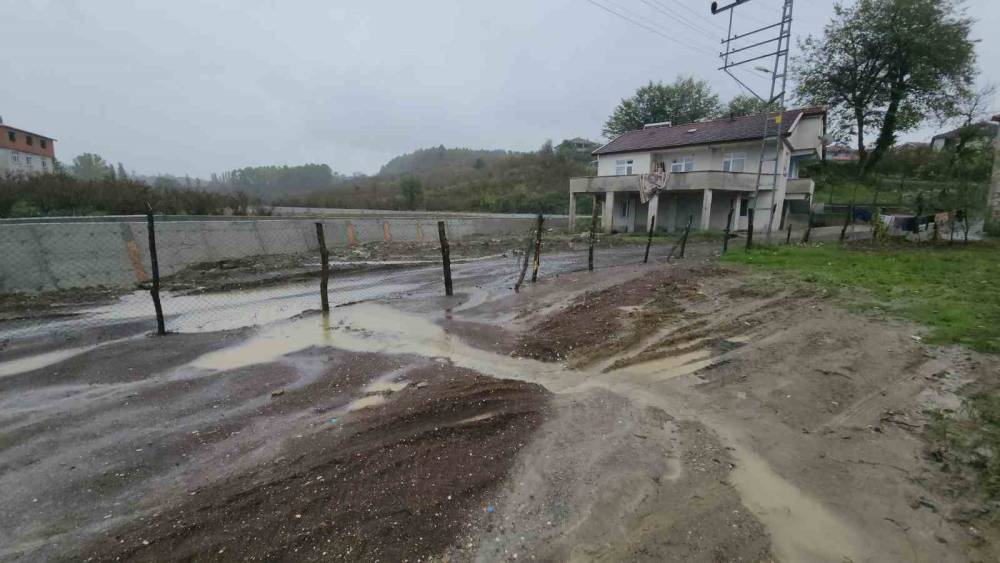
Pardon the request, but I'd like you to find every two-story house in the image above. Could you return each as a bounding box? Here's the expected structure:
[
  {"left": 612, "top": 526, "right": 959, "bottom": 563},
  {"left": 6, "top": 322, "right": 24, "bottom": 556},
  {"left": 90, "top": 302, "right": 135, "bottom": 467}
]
[
  {"left": 0, "top": 118, "right": 57, "bottom": 176},
  {"left": 568, "top": 107, "right": 826, "bottom": 234}
]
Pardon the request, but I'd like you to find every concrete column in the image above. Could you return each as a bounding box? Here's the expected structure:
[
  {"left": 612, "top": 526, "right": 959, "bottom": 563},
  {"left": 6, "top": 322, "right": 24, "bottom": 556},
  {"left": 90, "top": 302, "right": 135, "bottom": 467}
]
[
  {"left": 700, "top": 189, "right": 713, "bottom": 230},
  {"left": 647, "top": 193, "right": 659, "bottom": 232},
  {"left": 731, "top": 194, "right": 742, "bottom": 231},
  {"left": 603, "top": 191, "right": 615, "bottom": 234},
  {"left": 568, "top": 192, "right": 577, "bottom": 233}
]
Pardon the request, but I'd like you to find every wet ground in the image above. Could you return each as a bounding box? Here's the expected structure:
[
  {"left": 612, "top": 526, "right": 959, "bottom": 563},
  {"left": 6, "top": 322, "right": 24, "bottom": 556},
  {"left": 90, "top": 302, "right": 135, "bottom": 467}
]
[{"left": 2, "top": 239, "right": 997, "bottom": 561}]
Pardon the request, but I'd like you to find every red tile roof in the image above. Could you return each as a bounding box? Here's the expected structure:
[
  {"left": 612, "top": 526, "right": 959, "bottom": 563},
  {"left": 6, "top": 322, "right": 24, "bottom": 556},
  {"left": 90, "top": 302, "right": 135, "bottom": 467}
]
[{"left": 593, "top": 107, "right": 825, "bottom": 156}]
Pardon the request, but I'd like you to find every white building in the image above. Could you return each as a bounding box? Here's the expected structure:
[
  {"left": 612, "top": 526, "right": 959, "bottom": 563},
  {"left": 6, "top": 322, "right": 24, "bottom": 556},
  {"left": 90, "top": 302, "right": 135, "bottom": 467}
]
[
  {"left": 569, "top": 107, "right": 826, "bottom": 233},
  {"left": 0, "top": 119, "right": 57, "bottom": 175}
]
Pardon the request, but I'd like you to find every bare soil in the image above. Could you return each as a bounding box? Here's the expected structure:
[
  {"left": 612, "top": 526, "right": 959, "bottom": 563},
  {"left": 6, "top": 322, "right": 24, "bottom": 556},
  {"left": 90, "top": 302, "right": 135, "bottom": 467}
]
[{"left": 4, "top": 244, "right": 999, "bottom": 562}]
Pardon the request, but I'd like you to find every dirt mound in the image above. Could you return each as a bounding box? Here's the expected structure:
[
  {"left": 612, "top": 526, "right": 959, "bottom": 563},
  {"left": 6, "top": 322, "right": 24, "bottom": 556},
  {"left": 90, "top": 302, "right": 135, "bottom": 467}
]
[
  {"left": 514, "top": 264, "right": 718, "bottom": 366},
  {"left": 78, "top": 368, "right": 549, "bottom": 562}
]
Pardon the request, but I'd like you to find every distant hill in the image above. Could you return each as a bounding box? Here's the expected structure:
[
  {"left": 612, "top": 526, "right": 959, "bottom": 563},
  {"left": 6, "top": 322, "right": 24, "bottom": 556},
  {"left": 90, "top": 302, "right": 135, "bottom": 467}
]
[{"left": 277, "top": 141, "right": 596, "bottom": 214}]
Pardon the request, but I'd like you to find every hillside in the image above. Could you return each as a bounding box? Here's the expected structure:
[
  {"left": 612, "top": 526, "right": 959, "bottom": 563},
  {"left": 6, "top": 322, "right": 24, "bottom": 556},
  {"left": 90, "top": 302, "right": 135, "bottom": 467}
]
[{"left": 278, "top": 142, "right": 595, "bottom": 214}]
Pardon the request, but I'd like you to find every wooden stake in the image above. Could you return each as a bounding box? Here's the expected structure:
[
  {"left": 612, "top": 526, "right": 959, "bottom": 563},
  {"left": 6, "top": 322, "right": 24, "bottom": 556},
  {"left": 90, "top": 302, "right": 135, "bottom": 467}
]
[
  {"left": 679, "top": 215, "right": 693, "bottom": 258},
  {"left": 145, "top": 205, "right": 165, "bottom": 335},
  {"left": 785, "top": 220, "right": 792, "bottom": 244},
  {"left": 437, "top": 221, "right": 453, "bottom": 296},
  {"left": 514, "top": 236, "right": 532, "bottom": 292},
  {"left": 315, "top": 222, "right": 330, "bottom": 312},
  {"left": 531, "top": 213, "right": 544, "bottom": 283},
  {"left": 643, "top": 215, "right": 656, "bottom": 264},
  {"left": 745, "top": 207, "right": 755, "bottom": 250}
]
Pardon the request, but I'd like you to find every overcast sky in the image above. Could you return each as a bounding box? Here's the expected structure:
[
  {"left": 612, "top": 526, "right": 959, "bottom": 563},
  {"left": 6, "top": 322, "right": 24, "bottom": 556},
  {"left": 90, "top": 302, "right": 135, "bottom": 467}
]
[{"left": 3, "top": 0, "right": 998, "bottom": 178}]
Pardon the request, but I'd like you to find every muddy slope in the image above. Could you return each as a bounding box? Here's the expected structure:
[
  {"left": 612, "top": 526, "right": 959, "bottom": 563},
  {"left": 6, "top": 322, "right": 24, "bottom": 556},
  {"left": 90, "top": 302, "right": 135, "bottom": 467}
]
[{"left": 78, "top": 367, "right": 549, "bottom": 562}]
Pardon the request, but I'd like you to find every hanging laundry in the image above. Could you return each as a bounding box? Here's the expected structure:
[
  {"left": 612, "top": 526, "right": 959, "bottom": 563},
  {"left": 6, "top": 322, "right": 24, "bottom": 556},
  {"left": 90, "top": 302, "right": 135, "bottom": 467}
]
[{"left": 639, "top": 171, "right": 668, "bottom": 204}]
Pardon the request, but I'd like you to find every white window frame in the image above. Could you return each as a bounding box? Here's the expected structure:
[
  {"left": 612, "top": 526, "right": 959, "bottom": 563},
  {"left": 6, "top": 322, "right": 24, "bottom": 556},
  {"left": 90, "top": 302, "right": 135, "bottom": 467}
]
[
  {"left": 11, "top": 151, "right": 20, "bottom": 164},
  {"left": 723, "top": 152, "right": 747, "bottom": 172},
  {"left": 41, "top": 159, "right": 49, "bottom": 172},
  {"left": 671, "top": 156, "right": 694, "bottom": 173},
  {"left": 615, "top": 159, "right": 634, "bottom": 175},
  {"left": 26, "top": 155, "right": 33, "bottom": 167}
]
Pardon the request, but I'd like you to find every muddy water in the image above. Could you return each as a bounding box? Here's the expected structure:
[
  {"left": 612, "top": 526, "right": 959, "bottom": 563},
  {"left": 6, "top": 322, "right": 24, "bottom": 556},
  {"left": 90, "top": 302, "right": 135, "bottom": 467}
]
[
  {"left": 178, "top": 301, "right": 872, "bottom": 562},
  {"left": 0, "top": 337, "right": 135, "bottom": 378}
]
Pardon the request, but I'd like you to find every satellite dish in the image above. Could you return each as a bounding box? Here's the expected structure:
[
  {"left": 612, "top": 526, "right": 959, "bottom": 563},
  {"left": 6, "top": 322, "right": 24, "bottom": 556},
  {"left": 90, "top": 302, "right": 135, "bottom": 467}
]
[{"left": 821, "top": 134, "right": 835, "bottom": 145}]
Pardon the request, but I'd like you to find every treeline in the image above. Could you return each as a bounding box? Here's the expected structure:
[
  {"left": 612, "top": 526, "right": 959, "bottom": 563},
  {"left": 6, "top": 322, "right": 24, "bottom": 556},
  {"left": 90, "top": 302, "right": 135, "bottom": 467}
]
[
  {"left": 277, "top": 142, "right": 594, "bottom": 214},
  {"left": 209, "top": 164, "right": 337, "bottom": 200},
  {"left": 0, "top": 173, "right": 266, "bottom": 218}
]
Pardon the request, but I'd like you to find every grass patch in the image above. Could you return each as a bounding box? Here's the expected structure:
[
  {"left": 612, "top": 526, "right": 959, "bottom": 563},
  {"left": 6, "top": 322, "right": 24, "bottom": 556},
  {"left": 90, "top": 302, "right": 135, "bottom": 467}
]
[{"left": 721, "top": 241, "right": 1000, "bottom": 353}]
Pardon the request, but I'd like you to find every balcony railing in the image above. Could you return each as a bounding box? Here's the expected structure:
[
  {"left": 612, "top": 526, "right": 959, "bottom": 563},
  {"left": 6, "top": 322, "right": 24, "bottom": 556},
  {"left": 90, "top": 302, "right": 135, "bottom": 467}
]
[{"left": 569, "top": 171, "right": 780, "bottom": 194}]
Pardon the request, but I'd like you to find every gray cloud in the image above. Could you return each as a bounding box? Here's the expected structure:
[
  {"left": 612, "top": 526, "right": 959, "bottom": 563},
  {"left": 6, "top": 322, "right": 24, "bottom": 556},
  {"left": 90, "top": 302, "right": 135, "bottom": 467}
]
[{"left": 3, "top": 0, "right": 997, "bottom": 177}]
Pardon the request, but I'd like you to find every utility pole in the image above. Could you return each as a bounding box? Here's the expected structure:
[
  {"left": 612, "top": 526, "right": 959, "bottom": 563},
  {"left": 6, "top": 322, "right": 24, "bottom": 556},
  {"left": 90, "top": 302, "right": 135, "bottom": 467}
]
[{"left": 712, "top": 0, "right": 794, "bottom": 248}]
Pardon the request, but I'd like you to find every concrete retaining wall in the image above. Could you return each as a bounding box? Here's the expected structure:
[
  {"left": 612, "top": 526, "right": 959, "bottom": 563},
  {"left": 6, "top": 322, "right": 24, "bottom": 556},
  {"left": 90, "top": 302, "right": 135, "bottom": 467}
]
[{"left": 0, "top": 214, "right": 561, "bottom": 293}]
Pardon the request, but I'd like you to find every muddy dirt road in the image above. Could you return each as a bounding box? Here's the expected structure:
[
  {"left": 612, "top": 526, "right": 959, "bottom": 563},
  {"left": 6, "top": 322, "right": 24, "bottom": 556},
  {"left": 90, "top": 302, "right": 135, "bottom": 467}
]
[{"left": 1, "top": 242, "right": 996, "bottom": 561}]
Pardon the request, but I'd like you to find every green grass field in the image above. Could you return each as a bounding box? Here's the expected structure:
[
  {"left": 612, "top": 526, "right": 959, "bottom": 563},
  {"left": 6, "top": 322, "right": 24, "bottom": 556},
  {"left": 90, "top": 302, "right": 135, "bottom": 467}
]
[{"left": 722, "top": 242, "right": 1000, "bottom": 353}]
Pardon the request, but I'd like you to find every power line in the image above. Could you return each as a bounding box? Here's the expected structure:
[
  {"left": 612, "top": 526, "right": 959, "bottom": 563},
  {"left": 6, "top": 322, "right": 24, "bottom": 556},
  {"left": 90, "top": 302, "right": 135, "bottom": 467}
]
[
  {"left": 637, "top": 0, "right": 720, "bottom": 37},
  {"left": 660, "top": 0, "right": 727, "bottom": 33},
  {"left": 582, "top": 0, "right": 719, "bottom": 58}
]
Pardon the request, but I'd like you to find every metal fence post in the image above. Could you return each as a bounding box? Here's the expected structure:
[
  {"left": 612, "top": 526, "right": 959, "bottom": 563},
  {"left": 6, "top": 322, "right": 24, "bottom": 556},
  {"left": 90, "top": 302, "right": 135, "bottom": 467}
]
[
  {"left": 531, "top": 213, "right": 544, "bottom": 283},
  {"left": 437, "top": 220, "right": 453, "bottom": 296},
  {"left": 315, "top": 222, "right": 330, "bottom": 312},
  {"left": 145, "top": 205, "right": 166, "bottom": 335}
]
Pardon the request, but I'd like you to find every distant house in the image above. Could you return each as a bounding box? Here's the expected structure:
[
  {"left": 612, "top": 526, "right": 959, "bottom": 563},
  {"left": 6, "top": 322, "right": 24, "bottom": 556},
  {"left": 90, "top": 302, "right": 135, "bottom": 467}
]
[
  {"left": 560, "top": 137, "right": 600, "bottom": 153},
  {"left": 0, "top": 118, "right": 56, "bottom": 175},
  {"left": 569, "top": 107, "right": 825, "bottom": 234},
  {"left": 825, "top": 144, "right": 859, "bottom": 161},
  {"left": 931, "top": 120, "right": 1000, "bottom": 151},
  {"left": 893, "top": 141, "right": 930, "bottom": 153}
]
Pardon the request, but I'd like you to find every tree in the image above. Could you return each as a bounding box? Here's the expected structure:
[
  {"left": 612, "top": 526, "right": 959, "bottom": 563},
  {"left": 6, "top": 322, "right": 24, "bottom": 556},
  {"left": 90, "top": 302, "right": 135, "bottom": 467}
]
[
  {"left": 399, "top": 176, "right": 423, "bottom": 210},
  {"left": 539, "top": 139, "right": 554, "bottom": 157},
  {"left": 71, "top": 153, "right": 113, "bottom": 181},
  {"left": 116, "top": 162, "right": 128, "bottom": 180},
  {"left": 603, "top": 76, "right": 721, "bottom": 137},
  {"left": 725, "top": 94, "right": 779, "bottom": 117},
  {"left": 795, "top": 0, "right": 977, "bottom": 175}
]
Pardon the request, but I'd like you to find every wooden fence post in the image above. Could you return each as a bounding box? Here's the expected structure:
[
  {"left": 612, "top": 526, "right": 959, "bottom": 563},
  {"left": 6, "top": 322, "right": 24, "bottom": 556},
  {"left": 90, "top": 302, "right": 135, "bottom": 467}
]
[
  {"left": 785, "top": 221, "right": 793, "bottom": 244},
  {"left": 643, "top": 215, "right": 656, "bottom": 264},
  {"left": 765, "top": 202, "right": 777, "bottom": 243},
  {"left": 315, "top": 222, "right": 330, "bottom": 312},
  {"left": 145, "top": 205, "right": 165, "bottom": 335},
  {"left": 437, "top": 221, "right": 453, "bottom": 296},
  {"left": 531, "top": 213, "right": 544, "bottom": 282},
  {"left": 839, "top": 205, "right": 853, "bottom": 243},
  {"left": 514, "top": 236, "right": 532, "bottom": 292},
  {"left": 588, "top": 197, "right": 598, "bottom": 271},
  {"left": 745, "top": 207, "right": 755, "bottom": 250},
  {"left": 679, "top": 215, "right": 693, "bottom": 258}
]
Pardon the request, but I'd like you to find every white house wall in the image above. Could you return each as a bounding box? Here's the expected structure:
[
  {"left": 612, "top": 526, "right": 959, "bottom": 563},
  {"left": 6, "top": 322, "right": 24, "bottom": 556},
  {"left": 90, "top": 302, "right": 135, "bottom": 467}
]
[{"left": 596, "top": 151, "right": 651, "bottom": 176}]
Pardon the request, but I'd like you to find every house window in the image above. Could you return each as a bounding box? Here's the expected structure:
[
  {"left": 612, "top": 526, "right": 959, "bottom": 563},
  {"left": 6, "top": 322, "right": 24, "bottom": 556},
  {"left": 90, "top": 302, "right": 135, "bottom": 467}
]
[
  {"left": 740, "top": 197, "right": 750, "bottom": 217},
  {"left": 26, "top": 155, "right": 33, "bottom": 167},
  {"left": 723, "top": 152, "right": 746, "bottom": 172},
  {"left": 671, "top": 156, "right": 694, "bottom": 173},
  {"left": 25, "top": 135, "right": 33, "bottom": 146},
  {"left": 40, "top": 139, "right": 48, "bottom": 149},
  {"left": 41, "top": 159, "right": 49, "bottom": 172},
  {"left": 6, "top": 131, "right": 14, "bottom": 142},
  {"left": 11, "top": 151, "right": 20, "bottom": 163},
  {"left": 615, "top": 159, "right": 634, "bottom": 175}
]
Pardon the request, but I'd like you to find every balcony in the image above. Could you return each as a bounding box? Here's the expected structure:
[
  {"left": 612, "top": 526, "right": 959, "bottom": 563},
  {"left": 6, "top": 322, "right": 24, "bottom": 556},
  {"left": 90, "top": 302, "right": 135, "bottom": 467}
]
[
  {"left": 569, "top": 171, "right": 780, "bottom": 194},
  {"left": 786, "top": 178, "right": 815, "bottom": 199}
]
